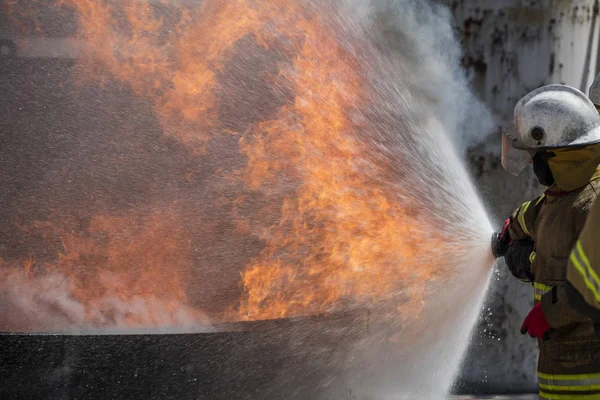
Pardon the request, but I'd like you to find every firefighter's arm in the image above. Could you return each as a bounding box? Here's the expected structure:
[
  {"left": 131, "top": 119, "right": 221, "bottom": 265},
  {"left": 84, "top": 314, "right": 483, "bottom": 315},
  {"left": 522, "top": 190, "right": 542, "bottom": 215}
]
[
  {"left": 566, "top": 197, "right": 600, "bottom": 321},
  {"left": 502, "top": 196, "right": 543, "bottom": 282},
  {"left": 508, "top": 196, "right": 544, "bottom": 241},
  {"left": 541, "top": 197, "right": 596, "bottom": 328},
  {"left": 493, "top": 197, "right": 542, "bottom": 259}
]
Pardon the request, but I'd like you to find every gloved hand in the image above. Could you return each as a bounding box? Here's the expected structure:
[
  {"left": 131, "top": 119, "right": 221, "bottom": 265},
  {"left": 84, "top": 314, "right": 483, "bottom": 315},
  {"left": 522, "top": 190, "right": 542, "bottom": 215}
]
[
  {"left": 504, "top": 239, "right": 534, "bottom": 282},
  {"left": 491, "top": 219, "right": 511, "bottom": 258},
  {"left": 521, "top": 303, "right": 551, "bottom": 339}
]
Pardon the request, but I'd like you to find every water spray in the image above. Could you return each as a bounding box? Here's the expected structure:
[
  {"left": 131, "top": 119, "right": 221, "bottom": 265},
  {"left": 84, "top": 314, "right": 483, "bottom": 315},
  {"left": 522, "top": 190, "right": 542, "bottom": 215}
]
[{"left": 1, "top": 0, "right": 498, "bottom": 398}]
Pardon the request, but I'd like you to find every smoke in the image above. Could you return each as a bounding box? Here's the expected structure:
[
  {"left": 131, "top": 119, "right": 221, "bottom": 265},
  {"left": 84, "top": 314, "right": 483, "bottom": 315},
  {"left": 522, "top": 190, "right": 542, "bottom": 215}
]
[
  {"left": 0, "top": 3, "right": 497, "bottom": 398},
  {"left": 0, "top": 206, "right": 214, "bottom": 333},
  {"left": 0, "top": 270, "right": 212, "bottom": 334},
  {"left": 372, "top": 0, "right": 496, "bottom": 150}
]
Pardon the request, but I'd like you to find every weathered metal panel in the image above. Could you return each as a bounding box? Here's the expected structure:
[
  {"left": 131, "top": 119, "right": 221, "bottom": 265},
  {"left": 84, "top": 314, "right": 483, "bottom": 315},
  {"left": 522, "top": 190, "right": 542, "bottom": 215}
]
[
  {"left": 444, "top": 0, "right": 600, "bottom": 394},
  {"left": 444, "top": 0, "right": 600, "bottom": 122}
]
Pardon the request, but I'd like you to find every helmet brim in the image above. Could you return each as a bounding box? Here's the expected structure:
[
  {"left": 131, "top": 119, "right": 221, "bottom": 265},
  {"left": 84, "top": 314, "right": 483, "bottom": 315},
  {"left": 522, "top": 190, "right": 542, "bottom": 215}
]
[{"left": 512, "top": 125, "right": 600, "bottom": 151}]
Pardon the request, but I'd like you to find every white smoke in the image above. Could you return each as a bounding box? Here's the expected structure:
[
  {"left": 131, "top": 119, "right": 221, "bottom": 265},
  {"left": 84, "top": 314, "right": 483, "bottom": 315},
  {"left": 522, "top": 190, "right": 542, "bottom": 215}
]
[
  {"left": 372, "top": 0, "right": 496, "bottom": 150},
  {"left": 0, "top": 271, "right": 212, "bottom": 334}
]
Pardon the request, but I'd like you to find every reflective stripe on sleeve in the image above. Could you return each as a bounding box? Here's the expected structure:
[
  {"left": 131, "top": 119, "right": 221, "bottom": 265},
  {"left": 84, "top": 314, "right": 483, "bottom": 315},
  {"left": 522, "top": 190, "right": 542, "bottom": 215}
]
[
  {"left": 570, "top": 240, "right": 600, "bottom": 302},
  {"left": 529, "top": 251, "right": 536, "bottom": 264},
  {"left": 535, "top": 194, "right": 546, "bottom": 206},
  {"left": 518, "top": 201, "right": 532, "bottom": 237},
  {"left": 534, "top": 282, "right": 553, "bottom": 301}
]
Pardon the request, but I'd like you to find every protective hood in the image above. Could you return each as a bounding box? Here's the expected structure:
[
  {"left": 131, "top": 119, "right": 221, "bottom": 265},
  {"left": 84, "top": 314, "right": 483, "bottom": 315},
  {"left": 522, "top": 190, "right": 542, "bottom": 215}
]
[{"left": 547, "top": 143, "right": 600, "bottom": 191}]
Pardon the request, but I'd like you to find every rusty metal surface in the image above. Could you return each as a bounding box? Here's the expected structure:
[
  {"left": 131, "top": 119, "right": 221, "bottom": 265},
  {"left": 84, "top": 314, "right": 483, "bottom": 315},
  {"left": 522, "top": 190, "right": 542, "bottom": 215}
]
[
  {"left": 441, "top": 0, "right": 600, "bottom": 123},
  {"left": 440, "top": 0, "right": 600, "bottom": 394}
]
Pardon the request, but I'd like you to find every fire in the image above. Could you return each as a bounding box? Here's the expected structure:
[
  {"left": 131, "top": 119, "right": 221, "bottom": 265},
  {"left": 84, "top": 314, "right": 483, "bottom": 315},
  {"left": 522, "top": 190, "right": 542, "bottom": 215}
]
[
  {"left": 0, "top": 208, "right": 208, "bottom": 332},
  {"left": 3, "top": 0, "right": 453, "bottom": 330},
  {"left": 236, "top": 8, "right": 446, "bottom": 320}
]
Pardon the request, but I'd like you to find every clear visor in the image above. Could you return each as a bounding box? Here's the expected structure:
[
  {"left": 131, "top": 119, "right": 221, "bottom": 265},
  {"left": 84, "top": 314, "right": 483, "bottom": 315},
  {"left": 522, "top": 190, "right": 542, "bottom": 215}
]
[{"left": 501, "top": 122, "right": 531, "bottom": 176}]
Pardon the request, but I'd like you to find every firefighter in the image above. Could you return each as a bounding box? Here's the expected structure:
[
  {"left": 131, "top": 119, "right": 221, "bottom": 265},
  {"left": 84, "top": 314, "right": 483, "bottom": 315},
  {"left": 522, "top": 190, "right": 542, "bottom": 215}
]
[
  {"left": 492, "top": 84, "right": 600, "bottom": 399},
  {"left": 566, "top": 196, "right": 600, "bottom": 322},
  {"left": 564, "top": 74, "right": 600, "bottom": 321}
]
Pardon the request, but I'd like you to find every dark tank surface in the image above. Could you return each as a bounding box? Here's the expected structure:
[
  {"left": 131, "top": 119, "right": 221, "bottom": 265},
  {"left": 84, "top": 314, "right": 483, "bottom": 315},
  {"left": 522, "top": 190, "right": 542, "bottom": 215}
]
[{"left": 0, "top": 312, "right": 369, "bottom": 400}]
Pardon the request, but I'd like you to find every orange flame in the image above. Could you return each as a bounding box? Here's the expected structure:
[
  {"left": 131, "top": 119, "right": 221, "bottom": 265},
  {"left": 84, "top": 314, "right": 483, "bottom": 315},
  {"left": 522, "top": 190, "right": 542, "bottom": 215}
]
[
  {"left": 236, "top": 9, "right": 444, "bottom": 320},
  {"left": 1, "top": 208, "right": 208, "bottom": 331},
  {"left": 4, "top": 0, "right": 454, "bottom": 329}
]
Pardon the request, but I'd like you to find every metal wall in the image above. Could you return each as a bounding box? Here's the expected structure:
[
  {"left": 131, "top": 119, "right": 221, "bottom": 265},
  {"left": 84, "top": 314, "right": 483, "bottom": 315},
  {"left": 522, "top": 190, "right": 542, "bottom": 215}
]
[
  {"left": 446, "top": 0, "right": 600, "bottom": 122},
  {"left": 446, "top": 0, "right": 600, "bottom": 393}
]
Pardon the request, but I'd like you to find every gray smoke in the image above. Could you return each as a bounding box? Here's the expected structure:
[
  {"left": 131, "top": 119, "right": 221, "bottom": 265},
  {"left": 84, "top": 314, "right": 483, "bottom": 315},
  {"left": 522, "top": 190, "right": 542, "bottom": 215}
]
[{"left": 373, "top": 0, "right": 496, "bottom": 149}]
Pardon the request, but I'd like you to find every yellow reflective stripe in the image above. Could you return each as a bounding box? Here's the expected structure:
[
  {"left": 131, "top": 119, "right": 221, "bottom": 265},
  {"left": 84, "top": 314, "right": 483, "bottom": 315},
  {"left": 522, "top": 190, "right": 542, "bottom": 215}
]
[
  {"left": 570, "top": 248, "right": 600, "bottom": 301},
  {"left": 539, "top": 372, "right": 600, "bottom": 399},
  {"left": 578, "top": 241, "right": 600, "bottom": 288},
  {"left": 534, "top": 282, "right": 553, "bottom": 301},
  {"left": 534, "top": 283, "right": 553, "bottom": 291},
  {"left": 518, "top": 201, "right": 532, "bottom": 236},
  {"left": 535, "top": 194, "right": 546, "bottom": 206},
  {"left": 540, "top": 392, "right": 600, "bottom": 399},
  {"left": 540, "top": 383, "right": 600, "bottom": 391},
  {"left": 538, "top": 372, "right": 600, "bottom": 380},
  {"left": 529, "top": 251, "right": 536, "bottom": 264},
  {"left": 570, "top": 243, "right": 600, "bottom": 302}
]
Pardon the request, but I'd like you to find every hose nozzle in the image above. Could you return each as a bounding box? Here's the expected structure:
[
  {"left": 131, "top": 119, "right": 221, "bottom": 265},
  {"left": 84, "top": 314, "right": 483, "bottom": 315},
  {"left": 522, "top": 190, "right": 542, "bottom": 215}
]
[{"left": 491, "top": 232, "right": 510, "bottom": 258}]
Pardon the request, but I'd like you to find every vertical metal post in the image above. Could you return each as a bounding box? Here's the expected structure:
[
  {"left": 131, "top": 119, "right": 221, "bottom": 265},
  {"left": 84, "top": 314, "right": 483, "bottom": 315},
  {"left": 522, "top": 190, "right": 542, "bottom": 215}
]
[{"left": 583, "top": 0, "right": 600, "bottom": 91}]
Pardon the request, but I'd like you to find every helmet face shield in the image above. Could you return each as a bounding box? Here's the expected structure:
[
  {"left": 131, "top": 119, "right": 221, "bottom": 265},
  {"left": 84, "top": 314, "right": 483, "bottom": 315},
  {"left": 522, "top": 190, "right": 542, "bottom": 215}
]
[{"left": 501, "top": 123, "right": 531, "bottom": 176}]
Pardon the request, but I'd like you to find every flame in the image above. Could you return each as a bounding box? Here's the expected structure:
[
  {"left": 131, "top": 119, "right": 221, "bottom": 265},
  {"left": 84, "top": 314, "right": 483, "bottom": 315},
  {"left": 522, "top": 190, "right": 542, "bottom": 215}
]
[
  {"left": 1, "top": 208, "right": 208, "bottom": 331},
  {"left": 236, "top": 9, "right": 446, "bottom": 320},
  {"left": 3, "top": 0, "right": 455, "bottom": 330}
]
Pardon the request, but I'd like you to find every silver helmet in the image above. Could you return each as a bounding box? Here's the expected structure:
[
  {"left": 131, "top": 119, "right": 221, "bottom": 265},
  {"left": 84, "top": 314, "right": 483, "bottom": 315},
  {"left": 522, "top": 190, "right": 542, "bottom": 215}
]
[{"left": 502, "top": 84, "right": 600, "bottom": 175}]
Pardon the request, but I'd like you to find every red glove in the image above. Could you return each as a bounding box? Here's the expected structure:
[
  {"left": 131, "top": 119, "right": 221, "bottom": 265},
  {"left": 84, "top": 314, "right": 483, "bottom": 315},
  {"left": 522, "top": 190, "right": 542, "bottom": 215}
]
[{"left": 520, "top": 303, "right": 551, "bottom": 339}]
